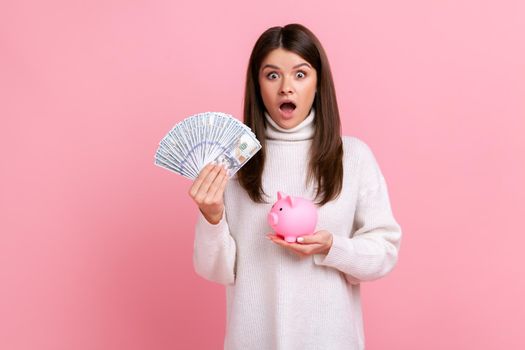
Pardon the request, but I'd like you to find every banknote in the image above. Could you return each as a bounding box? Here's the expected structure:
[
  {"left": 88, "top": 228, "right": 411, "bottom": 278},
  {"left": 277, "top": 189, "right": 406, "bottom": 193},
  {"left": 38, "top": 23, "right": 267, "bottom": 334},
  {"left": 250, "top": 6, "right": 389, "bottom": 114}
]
[
  {"left": 212, "top": 132, "right": 261, "bottom": 177},
  {"left": 154, "top": 111, "right": 262, "bottom": 180}
]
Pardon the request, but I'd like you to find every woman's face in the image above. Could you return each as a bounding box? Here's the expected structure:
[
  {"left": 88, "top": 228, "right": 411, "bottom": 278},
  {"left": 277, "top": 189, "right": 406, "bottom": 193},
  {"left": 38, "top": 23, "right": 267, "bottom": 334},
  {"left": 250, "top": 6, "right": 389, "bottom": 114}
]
[{"left": 258, "top": 48, "right": 317, "bottom": 129}]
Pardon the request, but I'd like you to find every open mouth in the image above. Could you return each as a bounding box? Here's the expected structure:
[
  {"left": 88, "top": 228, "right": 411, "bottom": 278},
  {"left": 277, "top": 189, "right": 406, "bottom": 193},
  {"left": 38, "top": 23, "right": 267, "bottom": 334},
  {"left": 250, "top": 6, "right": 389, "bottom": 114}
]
[{"left": 279, "top": 102, "right": 296, "bottom": 113}]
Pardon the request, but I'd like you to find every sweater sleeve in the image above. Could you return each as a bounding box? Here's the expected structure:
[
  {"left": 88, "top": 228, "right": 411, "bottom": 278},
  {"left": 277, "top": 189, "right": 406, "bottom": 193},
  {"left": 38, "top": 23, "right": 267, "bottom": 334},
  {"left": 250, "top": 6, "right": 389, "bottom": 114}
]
[
  {"left": 192, "top": 209, "right": 237, "bottom": 285},
  {"left": 313, "top": 140, "right": 402, "bottom": 284}
]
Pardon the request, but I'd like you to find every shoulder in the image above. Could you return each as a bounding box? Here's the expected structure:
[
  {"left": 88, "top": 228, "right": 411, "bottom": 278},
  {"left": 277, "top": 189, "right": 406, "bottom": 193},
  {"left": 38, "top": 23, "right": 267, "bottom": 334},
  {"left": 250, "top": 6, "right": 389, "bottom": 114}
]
[
  {"left": 341, "top": 135, "right": 382, "bottom": 181},
  {"left": 342, "top": 136, "right": 386, "bottom": 194},
  {"left": 341, "top": 135, "right": 375, "bottom": 162},
  {"left": 341, "top": 135, "right": 366, "bottom": 150}
]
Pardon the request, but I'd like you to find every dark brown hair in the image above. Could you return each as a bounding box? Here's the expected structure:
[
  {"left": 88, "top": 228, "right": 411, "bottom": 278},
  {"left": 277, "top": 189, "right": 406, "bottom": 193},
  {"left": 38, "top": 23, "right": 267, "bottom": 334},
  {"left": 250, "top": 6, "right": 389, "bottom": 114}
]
[{"left": 237, "top": 23, "right": 343, "bottom": 206}]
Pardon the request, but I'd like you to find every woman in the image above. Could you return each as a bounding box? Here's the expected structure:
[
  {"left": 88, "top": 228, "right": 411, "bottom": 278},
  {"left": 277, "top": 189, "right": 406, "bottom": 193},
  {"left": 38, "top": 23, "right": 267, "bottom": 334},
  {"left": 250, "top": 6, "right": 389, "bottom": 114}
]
[{"left": 189, "top": 23, "right": 402, "bottom": 350}]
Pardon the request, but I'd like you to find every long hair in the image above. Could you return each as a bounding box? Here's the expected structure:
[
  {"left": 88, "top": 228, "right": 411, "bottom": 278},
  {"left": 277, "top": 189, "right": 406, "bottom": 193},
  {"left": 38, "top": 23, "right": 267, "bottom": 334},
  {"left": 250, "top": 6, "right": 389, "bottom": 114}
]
[{"left": 237, "top": 23, "right": 344, "bottom": 206}]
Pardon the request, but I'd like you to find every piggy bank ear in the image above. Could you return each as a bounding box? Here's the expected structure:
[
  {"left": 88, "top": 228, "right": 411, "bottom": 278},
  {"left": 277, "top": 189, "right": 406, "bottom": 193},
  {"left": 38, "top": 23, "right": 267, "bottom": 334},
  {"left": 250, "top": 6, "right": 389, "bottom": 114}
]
[
  {"left": 277, "top": 191, "right": 285, "bottom": 200},
  {"left": 286, "top": 195, "right": 295, "bottom": 207}
]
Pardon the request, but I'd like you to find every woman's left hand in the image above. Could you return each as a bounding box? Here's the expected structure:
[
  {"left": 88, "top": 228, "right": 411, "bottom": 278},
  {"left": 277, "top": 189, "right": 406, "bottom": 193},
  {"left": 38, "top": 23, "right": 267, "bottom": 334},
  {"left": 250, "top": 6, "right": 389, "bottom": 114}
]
[{"left": 266, "top": 230, "right": 333, "bottom": 257}]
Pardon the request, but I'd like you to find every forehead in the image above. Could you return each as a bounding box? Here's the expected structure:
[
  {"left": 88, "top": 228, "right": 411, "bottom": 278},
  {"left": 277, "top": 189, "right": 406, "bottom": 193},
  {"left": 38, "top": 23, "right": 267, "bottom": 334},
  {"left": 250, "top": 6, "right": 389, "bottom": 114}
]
[{"left": 260, "top": 48, "right": 310, "bottom": 70}]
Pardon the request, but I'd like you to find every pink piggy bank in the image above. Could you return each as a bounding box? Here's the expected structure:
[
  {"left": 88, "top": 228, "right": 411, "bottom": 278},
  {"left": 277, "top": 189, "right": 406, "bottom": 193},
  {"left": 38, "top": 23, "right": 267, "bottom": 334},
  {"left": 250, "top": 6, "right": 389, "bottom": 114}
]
[{"left": 267, "top": 191, "right": 318, "bottom": 243}]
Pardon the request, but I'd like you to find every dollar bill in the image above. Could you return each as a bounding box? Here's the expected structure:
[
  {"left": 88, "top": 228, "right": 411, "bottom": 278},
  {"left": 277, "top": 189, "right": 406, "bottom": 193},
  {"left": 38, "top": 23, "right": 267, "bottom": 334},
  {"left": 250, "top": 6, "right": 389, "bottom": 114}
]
[
  {"left": 153, "top": 111, "right": 262, "bottom": 180},
  {"left": 211, "top": 131, "right": 261, "bottom": 177}
]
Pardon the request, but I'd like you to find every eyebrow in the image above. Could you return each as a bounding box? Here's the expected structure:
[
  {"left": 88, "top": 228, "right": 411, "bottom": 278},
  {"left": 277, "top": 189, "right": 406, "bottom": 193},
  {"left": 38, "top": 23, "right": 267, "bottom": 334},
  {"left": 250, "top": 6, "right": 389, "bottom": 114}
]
[{"left": 261, "top": 63, "right": 312, "bottom": 71}]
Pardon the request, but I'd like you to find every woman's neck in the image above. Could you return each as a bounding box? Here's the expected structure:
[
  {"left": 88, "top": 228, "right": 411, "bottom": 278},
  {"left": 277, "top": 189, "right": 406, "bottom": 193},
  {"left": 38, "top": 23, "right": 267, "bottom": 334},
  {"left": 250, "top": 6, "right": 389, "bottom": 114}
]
[{"left": 264, "top": 107, "right": 315, "bottom": 141}]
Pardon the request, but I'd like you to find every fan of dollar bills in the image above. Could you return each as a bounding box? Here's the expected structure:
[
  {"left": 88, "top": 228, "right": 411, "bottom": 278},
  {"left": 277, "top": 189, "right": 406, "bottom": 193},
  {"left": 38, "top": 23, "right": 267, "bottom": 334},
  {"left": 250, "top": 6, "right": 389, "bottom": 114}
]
[{"left": 154, "top": 111, "right": 262, "bottom": 180}]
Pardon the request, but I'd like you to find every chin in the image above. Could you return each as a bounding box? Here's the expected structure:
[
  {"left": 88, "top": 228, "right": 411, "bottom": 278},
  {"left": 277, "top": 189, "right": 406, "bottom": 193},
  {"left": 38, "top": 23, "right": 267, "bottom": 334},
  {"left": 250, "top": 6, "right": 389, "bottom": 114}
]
[{"left": 281, "top": 119, "right": 302, "bottom": 129}]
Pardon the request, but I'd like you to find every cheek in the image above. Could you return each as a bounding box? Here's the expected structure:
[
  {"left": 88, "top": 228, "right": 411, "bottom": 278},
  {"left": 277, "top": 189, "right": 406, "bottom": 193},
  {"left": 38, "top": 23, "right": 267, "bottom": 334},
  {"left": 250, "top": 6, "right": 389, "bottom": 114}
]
[
  {"left": 305, "top": 76, "right": 317, "bottom": 95},
  {"left": 261, "top": 80, "right": 274, "bottom": 90},
  {"left": 307, "top": 84, "right": 317, "bottom": 101},
  {"left": 298, "top": 84, "right": 316, "bottom": 105},
  {"left": 260, "top": 84, "right": 276, "bottom": 103}
]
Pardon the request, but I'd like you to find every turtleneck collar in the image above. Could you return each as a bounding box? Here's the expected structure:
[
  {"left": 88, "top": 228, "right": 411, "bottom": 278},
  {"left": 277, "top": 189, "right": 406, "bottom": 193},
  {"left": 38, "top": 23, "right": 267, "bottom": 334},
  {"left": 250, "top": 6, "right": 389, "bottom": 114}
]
[{"left": 264, "top": 107, "right": 315, "bottom": 141}]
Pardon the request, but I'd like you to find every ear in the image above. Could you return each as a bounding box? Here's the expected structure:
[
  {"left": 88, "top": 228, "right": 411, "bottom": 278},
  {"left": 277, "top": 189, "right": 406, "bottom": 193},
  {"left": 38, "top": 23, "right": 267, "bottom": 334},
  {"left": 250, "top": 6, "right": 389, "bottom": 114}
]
[
  {"left": 286, "top": 195, "right": 295, "bottom": 207},
  {"left": 277, "top": 191, "right": 285, "bottom": 200}
]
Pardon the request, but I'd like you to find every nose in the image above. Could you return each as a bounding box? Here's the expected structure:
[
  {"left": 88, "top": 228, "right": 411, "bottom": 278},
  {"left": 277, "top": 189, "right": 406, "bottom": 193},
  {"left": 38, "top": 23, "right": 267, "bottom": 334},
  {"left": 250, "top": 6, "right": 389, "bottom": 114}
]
[{"left": 279, "top": 76, "right": 294, "bottom": 95}]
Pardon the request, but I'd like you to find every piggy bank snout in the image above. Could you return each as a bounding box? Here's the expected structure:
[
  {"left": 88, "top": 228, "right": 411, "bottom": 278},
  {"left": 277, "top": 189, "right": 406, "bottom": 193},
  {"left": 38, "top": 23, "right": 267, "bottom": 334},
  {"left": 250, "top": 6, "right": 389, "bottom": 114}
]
[{"left": 268, "top": 212, "right": 279, "bottom": 226}]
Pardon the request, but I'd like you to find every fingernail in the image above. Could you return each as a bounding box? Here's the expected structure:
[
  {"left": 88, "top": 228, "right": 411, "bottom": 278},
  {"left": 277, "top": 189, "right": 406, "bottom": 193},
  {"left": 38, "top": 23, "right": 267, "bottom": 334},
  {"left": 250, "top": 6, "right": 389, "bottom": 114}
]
[{"left": 297, "top": 237, "right": 304, "bottom": 243}]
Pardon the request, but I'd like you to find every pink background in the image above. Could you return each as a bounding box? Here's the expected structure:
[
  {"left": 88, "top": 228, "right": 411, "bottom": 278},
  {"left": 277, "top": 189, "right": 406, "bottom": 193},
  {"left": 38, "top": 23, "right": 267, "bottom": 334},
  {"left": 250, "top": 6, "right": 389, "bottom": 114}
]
[{"left": 1, "top": 0, "right": 524, "bottom": 349}]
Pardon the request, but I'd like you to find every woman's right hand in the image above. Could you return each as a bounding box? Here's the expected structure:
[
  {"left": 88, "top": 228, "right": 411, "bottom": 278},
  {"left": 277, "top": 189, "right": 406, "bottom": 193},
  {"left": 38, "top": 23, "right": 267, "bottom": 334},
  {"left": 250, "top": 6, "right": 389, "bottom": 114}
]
[{"left": 188, "top": 162, "right": 229, "bottom": 225}]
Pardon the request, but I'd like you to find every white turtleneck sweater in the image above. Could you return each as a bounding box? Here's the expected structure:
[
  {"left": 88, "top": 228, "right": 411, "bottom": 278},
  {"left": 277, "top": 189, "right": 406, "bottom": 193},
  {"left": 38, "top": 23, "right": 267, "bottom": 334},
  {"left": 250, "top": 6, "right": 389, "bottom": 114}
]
[{"left": 192, "top": 108, "right": 402, "bottom": 350}]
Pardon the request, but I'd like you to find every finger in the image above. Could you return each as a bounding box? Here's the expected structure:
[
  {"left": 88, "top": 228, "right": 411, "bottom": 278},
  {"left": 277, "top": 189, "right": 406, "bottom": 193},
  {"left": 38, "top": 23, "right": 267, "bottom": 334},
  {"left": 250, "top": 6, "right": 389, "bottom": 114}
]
[
  {"left": 209, "top": 167, "right": 228, "bottom": 201},
  {"left": 194, "top": 165, "right": 222, "bottom": 202},
  {"left": 296, "top": 233, "right": 322, "bottom": 244},
  {"left": 267, "top": 236, "right": 314, "bottom": 254},
  {"left": 266, "top": 233, "right": 285, "bottom": 241},
  {"left": 204, "top": 168, "right": 227, "bottom": 204},
  {"left": 266, "top": 234, "right": 282, "bottom": 243},
  {"left": 189, "top": 163, "right": 215, "bottom": 197},
  {"left": 266, "top": 235, "right": 280, "bottom": 243},
  {"left": 270, "top": 237, "right": 300, "bottom": 249}
]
